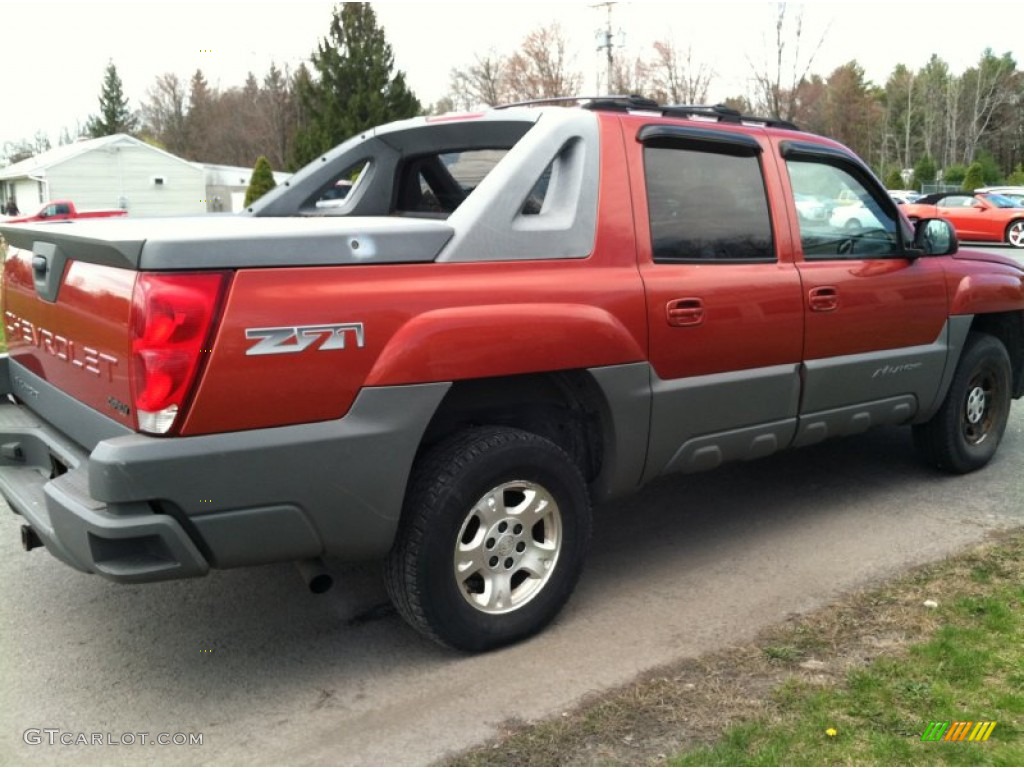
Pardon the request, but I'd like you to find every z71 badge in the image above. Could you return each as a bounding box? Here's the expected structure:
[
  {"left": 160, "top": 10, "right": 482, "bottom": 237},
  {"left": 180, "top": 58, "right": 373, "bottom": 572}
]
[{"left": 244, "top": 323, "right": 365, "bottom": 356}]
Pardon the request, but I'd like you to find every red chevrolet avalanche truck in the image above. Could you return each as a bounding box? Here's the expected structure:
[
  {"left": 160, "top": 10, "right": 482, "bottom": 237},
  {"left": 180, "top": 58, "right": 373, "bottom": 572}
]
[{"left": 1, "top": 98, "right": 1021, "bottom": 651}]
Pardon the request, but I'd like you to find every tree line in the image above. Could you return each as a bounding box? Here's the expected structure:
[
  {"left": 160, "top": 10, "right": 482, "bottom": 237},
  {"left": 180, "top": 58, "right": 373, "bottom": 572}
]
[
  {"left": 2, "top": 2, "right": 1021, "bottom": 191},
  {"left": 442, "top": 8, "right": 1023, "bottom": 189}
]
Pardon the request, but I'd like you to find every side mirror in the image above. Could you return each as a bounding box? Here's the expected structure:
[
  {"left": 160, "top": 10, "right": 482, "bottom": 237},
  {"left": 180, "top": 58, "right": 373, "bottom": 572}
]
[{"left": 913, "top": 218, "right": 957, "bottom": 256}]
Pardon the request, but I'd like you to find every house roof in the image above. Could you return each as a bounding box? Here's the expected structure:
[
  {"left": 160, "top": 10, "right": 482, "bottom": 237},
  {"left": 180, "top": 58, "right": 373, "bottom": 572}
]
[{"left": 0, "top": 134, "right": 202, "bottom": 181}]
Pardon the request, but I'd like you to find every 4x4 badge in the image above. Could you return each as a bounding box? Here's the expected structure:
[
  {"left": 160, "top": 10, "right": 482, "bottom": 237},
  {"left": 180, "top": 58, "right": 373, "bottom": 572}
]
[{"left": 245, "top": 323, "right": 365, "bottom": 356}]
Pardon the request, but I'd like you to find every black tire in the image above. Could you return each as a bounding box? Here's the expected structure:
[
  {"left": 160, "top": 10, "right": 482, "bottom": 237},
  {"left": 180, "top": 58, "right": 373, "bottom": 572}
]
[
  {"left": 385, "top": 426, "right": 592, "bottom": 652},
  {"left": 912, "top": 333, "right": 1012, "bottom": 473}
]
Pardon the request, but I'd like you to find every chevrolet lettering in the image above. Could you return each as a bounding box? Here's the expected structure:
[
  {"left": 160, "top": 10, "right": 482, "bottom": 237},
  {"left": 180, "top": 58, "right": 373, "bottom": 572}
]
[{"left": 4, "top": 310, "right": 119, "bottom": 380}]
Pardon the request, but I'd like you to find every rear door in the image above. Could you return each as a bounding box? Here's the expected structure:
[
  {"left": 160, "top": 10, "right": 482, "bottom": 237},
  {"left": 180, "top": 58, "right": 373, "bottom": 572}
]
[
  {"left": 629, "top": 122, "right": 804, "bottom": 479},
  {"left": 779, "top": 140, "right": 950, "bottom": 445}
]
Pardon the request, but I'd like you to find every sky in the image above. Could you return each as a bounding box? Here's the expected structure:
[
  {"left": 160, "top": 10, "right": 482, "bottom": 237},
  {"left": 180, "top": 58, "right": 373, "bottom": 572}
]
[{"left": 0, "top": 0, "right": 1020, "bottom": 151}]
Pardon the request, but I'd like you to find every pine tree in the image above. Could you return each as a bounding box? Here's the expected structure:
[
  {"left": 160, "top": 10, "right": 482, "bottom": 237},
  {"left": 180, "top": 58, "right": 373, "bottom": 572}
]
[
  {"left": 186, "top": 69, "right": 215, "bottom": 161},
  {"left": 913, "top": 155, "right": 937, "bottom": 188},
  {"left": 883, "top": 168, "right": 904, "bottom": 189},
  {"left": 962, "top": 161, "right": 985, "bottom": 192},
  {"left": 86, "top": 61, "right": 138, "bottom": 137},
  {"left": 244, "top": 156, "right": 277, "bottom": 207},
  {"left": 291, "top": 2, "right": 421, "bottom": 168}
]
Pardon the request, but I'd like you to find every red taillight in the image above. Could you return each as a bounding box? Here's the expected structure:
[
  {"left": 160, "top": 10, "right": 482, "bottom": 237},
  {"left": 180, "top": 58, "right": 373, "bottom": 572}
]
[{"left": 130, "top": 272, "right": 228, "bottom": 434}]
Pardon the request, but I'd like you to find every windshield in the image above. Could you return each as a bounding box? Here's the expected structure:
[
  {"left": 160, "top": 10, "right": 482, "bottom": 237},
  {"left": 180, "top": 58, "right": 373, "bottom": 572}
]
[{"left": 981, "top": 193, "right": 1022, "bottom": 208}]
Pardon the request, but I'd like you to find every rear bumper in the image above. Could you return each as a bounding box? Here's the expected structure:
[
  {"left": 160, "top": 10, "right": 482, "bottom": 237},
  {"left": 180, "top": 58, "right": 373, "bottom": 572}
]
[{"left": 0, "top": 356, "right": 448, "bottom": 582}]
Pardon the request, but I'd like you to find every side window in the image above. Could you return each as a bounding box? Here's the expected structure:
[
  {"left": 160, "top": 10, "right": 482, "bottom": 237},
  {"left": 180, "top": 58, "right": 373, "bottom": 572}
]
[
  {"left": 786, "top": 159, "right": 900, "bottom": 259},
  {"left": 395, "top": 149, "right": 509, "bottom": 217},
  {"left": 312, "top": 160, "right": 369, "bottom": 210},
  {"left": 644, "top": 144, "right": 774, "bottom": 263}
]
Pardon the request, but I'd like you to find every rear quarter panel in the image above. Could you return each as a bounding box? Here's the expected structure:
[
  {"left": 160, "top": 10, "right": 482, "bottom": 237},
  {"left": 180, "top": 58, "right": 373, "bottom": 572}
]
[
  {"left": 182, "top": 116, "right": 648, "bottom": 435},
  {"left": 182, "top": 260, "right": 648, "bottom": 435}
]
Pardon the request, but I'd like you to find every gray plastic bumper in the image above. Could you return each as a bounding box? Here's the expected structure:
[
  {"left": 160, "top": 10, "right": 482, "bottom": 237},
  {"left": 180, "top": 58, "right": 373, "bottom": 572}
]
[{"left": 0, "top": 357, "right": 449, "bottom": 582}]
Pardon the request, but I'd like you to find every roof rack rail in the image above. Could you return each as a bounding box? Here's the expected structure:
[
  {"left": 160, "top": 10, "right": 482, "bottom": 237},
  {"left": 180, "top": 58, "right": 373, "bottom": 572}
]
[
  {"left": 661, "top": 104, "right": 799, "bottom": 130},
  {"left": 491, "top": 95, "right": 801, "bottom": 130},
  {"left": 582, "top": 95, "right": 661, "bottom": 112},
  {"left": 494, "top": 94, "right": 659, "bottom": 111}
]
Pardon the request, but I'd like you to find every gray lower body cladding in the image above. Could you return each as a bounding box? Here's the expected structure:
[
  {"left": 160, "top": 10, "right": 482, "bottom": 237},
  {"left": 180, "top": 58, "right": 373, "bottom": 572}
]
[
  {"left": 640, "top": 321, "right": 963, "bottom": 482},
  {"left": 0, "top": 357, "right": 448, "bottom": 582}
]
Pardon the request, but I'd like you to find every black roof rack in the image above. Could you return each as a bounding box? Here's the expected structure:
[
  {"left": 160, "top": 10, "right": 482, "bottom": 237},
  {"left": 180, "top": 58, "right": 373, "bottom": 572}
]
[
  {"left": 492, "top": 95, "right": 801, "bottom": 130},
  {"left": 494, "top": 94, "right": 659, "bottom": 111},
  {"left": 661, "top": 104, "right": 799, "bottom": 130},
  {"left": 582, "top": 95, "right": 661, "bottom": 112}
]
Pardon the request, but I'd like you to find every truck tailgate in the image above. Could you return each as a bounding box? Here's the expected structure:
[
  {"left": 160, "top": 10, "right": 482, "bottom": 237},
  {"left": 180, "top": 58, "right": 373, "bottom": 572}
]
[{"left": 3, "top": 242, "right": 136, "bottom": 432}]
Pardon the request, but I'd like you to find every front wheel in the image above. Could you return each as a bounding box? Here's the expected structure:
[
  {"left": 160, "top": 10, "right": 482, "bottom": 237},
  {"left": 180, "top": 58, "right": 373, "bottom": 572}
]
[
  {"left": 386, "top": 427, "right": 592, "bottom": 651},
  {"left": 912, "top": 333, "right": 1012, "bottom": 473},
  {"left": 1006, "top": 220, "right": 1024, "bottom": 248}
]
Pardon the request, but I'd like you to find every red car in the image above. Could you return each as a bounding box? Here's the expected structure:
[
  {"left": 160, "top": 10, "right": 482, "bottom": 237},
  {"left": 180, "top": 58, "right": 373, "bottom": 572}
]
[{"left": 902, "top": 192, "right": 1024, "bottom": 248}]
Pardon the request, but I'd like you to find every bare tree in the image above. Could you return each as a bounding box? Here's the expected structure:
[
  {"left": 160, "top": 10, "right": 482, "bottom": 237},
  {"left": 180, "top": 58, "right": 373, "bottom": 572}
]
[
  {"left": 649, "top": 40, "right": 714, "bottom": 104},
  {"left": 914, "top": 56, "right": 950, "bottom": 166},
  {"left": 944, "top": 76, "right": 962, "bottom": 170},
  {"left": 1, "top": 131, "right": 52, "bottom": 165},
  {"left": 141, "top": 73, "right": 190, "bottom": 156},
  {"left": 449, "top": 53, "right": 506, "bottom": 109},
  {"left": 959, "top": 49, "right": 1017, "bottom": 165},
  {"left": 503, "top": 25, "right": 583, "bottom": 101},
  {"left": 880, "top": 64, "right": 916, "bottom": 173},
  {"left": 748, "top": 2, "right": 829, "bottom": 121},
  {"left": 58, "top": 123, "right": 84, "bottom": 145},
  {"left": 609, "top": 53, "right": 652, "bottom": 98}
]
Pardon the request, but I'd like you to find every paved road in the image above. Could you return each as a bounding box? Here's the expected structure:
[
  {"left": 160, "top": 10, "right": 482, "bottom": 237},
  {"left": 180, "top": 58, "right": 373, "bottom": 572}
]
[{"left": 1, "top": 244, "right": 1023, "bottom": 766}]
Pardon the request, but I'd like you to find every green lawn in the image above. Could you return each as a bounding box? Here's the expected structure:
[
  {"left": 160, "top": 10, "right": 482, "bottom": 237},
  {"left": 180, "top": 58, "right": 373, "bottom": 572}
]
[
  {"left": 672, "top": 579, "right": 1024, "bottom": 765},
  {"left": 449, "top": 530, "right": 1024, "bottom": 766}
]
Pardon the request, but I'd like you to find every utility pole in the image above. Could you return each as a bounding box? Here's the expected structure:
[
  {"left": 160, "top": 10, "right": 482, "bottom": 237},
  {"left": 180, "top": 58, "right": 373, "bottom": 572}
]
[{"left": 593, "top": 2, "right": 622, "bottom": 95}]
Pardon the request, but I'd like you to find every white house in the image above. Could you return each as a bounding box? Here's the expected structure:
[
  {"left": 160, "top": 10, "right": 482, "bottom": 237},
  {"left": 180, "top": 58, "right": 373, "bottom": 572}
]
[
  {"left": 199, "top": 163, "right": 292, "bottom": 213},
  {"left": 0, "top": 134, "right": 206, "bottom": 217}
]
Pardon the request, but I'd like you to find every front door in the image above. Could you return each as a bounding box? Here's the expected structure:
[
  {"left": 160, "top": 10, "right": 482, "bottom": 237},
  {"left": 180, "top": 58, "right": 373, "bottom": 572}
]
[{"left": 782, "top": 145, "right": 950, "bottom": 445}]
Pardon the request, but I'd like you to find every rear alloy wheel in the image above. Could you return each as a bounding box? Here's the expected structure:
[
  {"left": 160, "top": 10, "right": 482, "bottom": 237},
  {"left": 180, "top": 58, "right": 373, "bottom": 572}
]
[
  {"left": 386, "top": 426, "right": 591, "bottom": 651},
  {"left": 453, "top": 479, "right": 562, "bottom": 615},
  {"left": 1006, "top": 220, "right": 1024, "bottom": 248},
  {"left": 913, "top": 333, "right": 1012, "bottom": 473}
]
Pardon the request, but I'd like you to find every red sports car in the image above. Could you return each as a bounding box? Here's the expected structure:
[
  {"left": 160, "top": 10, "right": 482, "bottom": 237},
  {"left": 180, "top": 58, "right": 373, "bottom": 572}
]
[{"left": 901, "top": 192, "right": 1024, "bottom": 248}]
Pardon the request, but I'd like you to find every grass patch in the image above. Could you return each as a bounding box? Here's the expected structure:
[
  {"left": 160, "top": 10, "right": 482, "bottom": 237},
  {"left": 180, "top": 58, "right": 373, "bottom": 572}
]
[{"left": 446, "top": 529, "right": 1024, "bottom": 766}]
